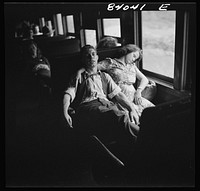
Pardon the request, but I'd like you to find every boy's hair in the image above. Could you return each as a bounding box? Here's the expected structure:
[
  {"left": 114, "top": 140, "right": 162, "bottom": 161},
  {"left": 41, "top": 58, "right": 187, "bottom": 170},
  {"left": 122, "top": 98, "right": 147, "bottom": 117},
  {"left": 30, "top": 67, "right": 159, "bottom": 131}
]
[{"left": 80, "top": 45, "right": 96, "bottom": 57}]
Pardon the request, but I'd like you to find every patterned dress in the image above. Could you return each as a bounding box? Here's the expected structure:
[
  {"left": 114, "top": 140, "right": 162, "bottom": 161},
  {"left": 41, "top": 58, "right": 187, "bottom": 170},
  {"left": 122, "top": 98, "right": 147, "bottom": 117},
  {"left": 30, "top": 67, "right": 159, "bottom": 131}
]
[{"left": 98, "top": 58, "right": 155, "bottom": 116}]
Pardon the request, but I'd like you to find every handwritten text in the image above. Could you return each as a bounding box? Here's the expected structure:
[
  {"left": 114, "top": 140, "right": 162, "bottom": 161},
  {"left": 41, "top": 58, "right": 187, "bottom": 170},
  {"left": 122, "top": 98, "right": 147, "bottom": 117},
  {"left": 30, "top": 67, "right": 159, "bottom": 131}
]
[{"left": 107, "top": 3, "right": 171, "bottom": 11}]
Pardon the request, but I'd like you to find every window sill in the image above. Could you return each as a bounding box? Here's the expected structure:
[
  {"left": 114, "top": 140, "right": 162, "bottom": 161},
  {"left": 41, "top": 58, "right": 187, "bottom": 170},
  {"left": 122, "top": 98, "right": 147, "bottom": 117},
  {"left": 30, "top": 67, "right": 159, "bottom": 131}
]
[
  {"left": 147, "top": 75, "right": 191, "bottom": 97},
  {"left": 147, "top": 76, "right": 174, "bottom": 89}
]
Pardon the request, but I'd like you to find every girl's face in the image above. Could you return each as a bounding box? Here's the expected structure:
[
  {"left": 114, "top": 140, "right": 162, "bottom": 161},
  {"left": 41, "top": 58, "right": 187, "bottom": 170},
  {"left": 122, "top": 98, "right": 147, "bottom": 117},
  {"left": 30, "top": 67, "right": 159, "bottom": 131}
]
[{"left": 125, "top": 51, "right": 140, "bottom": 64}]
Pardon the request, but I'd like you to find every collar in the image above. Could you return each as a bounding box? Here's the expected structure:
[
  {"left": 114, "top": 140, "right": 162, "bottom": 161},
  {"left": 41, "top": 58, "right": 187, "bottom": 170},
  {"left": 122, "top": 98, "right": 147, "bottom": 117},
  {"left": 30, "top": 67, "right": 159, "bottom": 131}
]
[{"left": 83, "top": 70, "right": 101, "bottom": 80}]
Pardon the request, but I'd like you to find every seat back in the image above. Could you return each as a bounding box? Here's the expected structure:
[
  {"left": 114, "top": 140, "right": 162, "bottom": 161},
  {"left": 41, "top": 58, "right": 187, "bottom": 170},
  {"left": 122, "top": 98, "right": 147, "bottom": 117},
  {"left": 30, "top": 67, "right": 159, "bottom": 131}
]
[
  {"left": 35, "top": 37, "right": 81, "bottom": 58},
  {"left": 132, "top": 96, "right": 194, "bottom": 185}
]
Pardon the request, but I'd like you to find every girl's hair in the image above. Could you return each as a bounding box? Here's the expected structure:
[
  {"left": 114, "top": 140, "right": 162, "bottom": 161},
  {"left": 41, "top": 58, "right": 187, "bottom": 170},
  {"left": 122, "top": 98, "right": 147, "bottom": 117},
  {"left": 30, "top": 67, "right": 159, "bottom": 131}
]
[{"left": 116, "top": 44, "right": 143, "bottom": 62}]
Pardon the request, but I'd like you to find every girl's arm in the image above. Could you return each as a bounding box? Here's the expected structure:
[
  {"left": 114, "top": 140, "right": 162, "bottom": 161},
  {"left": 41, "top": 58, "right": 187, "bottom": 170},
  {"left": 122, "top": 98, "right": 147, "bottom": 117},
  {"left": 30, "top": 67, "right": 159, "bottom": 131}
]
[
  {"left": 97, "top": 63, "right": 106, "bottom": 71},
  {"left": 134, "top": 67, "right": 149, "bottom": 105},
  {"left": 97, "top": 58, "right": 112, "bottom": 72},
  {"left": 76, "top": 59, "right": 109, "bottom": 83}
]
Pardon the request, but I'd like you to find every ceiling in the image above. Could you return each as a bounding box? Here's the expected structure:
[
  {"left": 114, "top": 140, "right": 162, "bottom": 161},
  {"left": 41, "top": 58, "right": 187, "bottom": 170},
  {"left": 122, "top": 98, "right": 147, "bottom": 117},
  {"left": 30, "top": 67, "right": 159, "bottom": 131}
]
[{"left": 4, "top": 2, "right": 108, "bottom": 23}]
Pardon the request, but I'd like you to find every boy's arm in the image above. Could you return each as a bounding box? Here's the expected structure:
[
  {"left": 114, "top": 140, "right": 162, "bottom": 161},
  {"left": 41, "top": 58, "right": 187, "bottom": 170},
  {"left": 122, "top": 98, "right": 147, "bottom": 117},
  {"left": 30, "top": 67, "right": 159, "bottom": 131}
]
[
  {"left": 115, "top": 92, "right": 139, "bottom": 125},
  {"left": 63, "top": 72, "right": 79, "bottom": 128},
  {"left": 63, "top": 93, "right": 73, "bottom": 128},
  {"left": 76, "top": 68, "right": 85, "bottom": 83}
]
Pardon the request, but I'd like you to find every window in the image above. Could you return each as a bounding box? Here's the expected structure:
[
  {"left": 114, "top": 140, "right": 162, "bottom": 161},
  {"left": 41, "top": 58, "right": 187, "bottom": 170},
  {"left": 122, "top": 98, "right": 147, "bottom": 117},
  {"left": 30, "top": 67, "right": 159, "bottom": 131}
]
[
  {"left": 39, "top": 17, "right": 45, "bottom": 29},
  {"left": 66, "top": 15, "right": 75, "bottom": 33},
  {"left": 102, "top": 18, "right": 121, "bottom": 38},
  {"left": 85, "top": 29, "right": 97, "bottom": 47},
  {"left": 53, "top": 13, "right": 64, "bottom": 35},
  {"left": 46, "top": 20, "right": 53, "bottom": 31},
  {"left": 141, "top": 11, "right": 176, "bottom": 79}
]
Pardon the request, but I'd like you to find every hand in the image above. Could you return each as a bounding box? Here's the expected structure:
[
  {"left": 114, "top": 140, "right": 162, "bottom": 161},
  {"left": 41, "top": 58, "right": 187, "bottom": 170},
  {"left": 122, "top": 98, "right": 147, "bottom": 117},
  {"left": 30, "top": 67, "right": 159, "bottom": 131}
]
[
  {"left": 76, "top": 68, "right": 85, "bottom": 83},
  {"left": 134, "top": 90, "right": 142, "bottom": 105},
  {"left": 64, "top": 112, "right": 73, "bottom": 128},
  {"left": 129, "top": 110, "right": 140, "bottom": 125}
]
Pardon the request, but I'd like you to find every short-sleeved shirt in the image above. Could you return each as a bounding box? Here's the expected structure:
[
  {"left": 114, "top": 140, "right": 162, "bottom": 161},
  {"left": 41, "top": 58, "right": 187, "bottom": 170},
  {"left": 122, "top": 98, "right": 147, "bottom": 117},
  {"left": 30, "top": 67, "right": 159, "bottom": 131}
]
[{"left": 65, "top": 70, "right": 121, "bottom": 104}]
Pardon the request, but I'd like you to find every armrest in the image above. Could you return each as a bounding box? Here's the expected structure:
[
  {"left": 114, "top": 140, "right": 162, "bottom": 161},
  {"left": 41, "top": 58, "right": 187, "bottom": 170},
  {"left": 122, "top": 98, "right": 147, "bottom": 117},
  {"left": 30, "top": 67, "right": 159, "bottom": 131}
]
[{"left": 141, "top": 80, "right": 157, "bottom": 102}]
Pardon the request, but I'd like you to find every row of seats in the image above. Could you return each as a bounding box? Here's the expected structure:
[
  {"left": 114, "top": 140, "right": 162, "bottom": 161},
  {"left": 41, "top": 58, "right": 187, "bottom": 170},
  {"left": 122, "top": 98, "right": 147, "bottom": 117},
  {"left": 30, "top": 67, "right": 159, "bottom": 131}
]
[{"left": 34, "top": 36, "right": 80, "bottom": 58}]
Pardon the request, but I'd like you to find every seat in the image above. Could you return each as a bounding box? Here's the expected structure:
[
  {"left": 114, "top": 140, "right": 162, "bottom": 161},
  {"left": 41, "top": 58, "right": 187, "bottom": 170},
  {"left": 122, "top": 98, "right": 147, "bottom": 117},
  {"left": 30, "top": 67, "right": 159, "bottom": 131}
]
[{"left": 141, "top": 79, "right": 157, "bottom": 102}]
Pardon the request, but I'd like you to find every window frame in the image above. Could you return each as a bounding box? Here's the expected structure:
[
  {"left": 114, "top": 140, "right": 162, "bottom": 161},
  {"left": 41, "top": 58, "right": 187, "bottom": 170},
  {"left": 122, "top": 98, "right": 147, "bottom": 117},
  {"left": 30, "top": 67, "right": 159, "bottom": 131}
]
[
  {"left": 102, "top": 18, "right": 121, "bottom": 38},
  {"left": 60, "top": 12, "right": 80, "bottom": 38},
  {"left": 98, "top": 16, "right": 123, "bottom": 45},
  {"left": 79, "top": 12, "right": 98, "bottom": 47},
  {"left": 84, "top": 29, "right": 97, "bottom": 47},
  {"left": 65, "top": 14, "right": 76, "bottom": 35},
  {"left": 136, "top": 10, "right": 190, "bottom": 91}
]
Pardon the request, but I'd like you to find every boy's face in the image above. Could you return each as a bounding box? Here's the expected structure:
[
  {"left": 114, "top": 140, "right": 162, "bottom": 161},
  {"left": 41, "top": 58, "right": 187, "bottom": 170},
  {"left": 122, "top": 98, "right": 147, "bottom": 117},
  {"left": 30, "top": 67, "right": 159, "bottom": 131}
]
[{"left": 82, "top": 48, "right": 99, "bottom": 69}]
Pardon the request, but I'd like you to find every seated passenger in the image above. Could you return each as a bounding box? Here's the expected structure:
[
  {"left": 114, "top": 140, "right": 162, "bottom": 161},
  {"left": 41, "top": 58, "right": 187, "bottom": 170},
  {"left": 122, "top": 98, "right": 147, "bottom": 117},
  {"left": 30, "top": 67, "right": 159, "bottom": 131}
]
[
  {"left": 23, "top": 27, "right": 34, "bottom": 40},
  {"left": 42, "top": 25, "right": 55, "bottom": 37},
  {"left": 77, "top": 44, "right": 155, "bottom": 117},
  {"left": 33, "top": 24, "right": 43, "bottom": 36},
  {"left": 20, "top": 41, "right": 51, "bottom": 99},
  {"left": 63, "top": 45, "right": 139, "bottom": 148}
]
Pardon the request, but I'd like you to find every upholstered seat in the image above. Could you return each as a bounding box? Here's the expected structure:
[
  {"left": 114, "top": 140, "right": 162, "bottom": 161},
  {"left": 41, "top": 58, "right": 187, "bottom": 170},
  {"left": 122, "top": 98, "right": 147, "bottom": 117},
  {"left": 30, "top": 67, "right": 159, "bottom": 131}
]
[{"left": 141, "top": 79, "right": 157, "bottom": 102}]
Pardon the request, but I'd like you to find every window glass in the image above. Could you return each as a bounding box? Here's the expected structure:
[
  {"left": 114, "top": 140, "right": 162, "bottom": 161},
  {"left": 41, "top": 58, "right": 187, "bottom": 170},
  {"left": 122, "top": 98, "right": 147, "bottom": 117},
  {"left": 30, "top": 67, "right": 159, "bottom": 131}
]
[
  {"left": 85, "top": 29, "right": 97, "bottom": 47},
  {"left": 66, "top": 15, "right": 75, "bottom": 33},
  {"left": 56, "top": 13, "right": 64, "bottom": 35},
  {"left": 103, "top": 18, "right": 121, "bottom": 37},
  {"left": 142, "top": 11, "right": 176, "bottom": 78}
]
